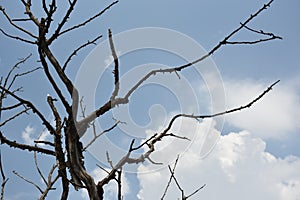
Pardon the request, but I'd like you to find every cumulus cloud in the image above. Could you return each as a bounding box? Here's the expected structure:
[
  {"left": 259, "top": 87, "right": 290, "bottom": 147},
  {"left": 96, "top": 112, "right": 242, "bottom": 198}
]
[
  {"left": 224, "top": 79, "right": 300, "bottom": 139},
  {"left": 137, "top": 119, "right": 300, "bottom": 200},
  {"left": 22, "top": 125, "right": 36, "bottom": 145},
  {"left": 22, "top": 125, "right": 51, "bottom": 146}
]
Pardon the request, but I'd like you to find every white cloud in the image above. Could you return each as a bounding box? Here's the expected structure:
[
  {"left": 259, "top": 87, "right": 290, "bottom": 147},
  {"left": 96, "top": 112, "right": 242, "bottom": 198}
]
[
  {"left": 22, "top": 125, "right": 36, "bottom": 145},
  {"left": 137, "top": 119, "right": 300, "bottom": 200},
  {"left": 224, "top": 79, "right": 300, "bottom": 139},
  {"left": 22, "top": 125, "right": 51, "bottom": 146}
]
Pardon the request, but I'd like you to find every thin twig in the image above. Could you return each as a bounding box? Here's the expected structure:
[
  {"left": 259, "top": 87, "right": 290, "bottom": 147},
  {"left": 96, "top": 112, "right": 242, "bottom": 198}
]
[
  {"left": 83, "top": 121, "right": 120, "bottom": 151},
  {"left": 0, "top": 28, "right": 36, "bottom": 44},
  {"left": 161, "top": 155, "right": 180, "bottom": 199},
  {"left": 0, "top": 6, "right": 38, "bottom": 38},
  {"left": 34, "top": 151, "right": 48, "bottom": 185},
  {"left": 57, "top": 1, "right": 118, "bottom": 38},
  {"left": 0, "top": 108, "right": 30, "bottom": 127},
  {"left": 62, "top": 35, "right": 103, "bottom": 71},
  {"left": 0, "top": 151, "right": 8, "bottom": 200},
  {"left": 13, "top": 170, "right": 44, "bottom": 193}
]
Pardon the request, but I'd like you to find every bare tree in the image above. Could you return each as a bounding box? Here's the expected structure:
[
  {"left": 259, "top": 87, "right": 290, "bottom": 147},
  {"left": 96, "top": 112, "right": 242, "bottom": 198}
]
[{"left": 0, "top": 1, "right": 281, "bottom": 199}]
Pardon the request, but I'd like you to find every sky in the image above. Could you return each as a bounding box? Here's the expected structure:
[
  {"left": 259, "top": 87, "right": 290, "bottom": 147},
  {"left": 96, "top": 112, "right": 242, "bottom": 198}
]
[{"left": 0, "top": 0, "right": 300, "bottom": 199}]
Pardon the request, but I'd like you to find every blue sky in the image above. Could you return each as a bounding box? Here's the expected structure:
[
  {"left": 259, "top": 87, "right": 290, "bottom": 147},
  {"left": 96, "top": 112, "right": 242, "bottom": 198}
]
[{"left": 1, "top": 0, "right": 300, "bottom": 199}]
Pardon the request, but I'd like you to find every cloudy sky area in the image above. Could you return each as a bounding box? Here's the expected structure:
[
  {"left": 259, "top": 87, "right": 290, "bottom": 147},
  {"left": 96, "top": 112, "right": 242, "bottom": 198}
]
[{"left": 1, "top": 0, "right": 300, "bottom": 199}]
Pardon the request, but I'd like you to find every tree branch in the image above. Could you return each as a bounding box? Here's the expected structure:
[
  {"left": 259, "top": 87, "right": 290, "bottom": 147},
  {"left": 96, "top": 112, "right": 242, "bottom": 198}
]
[
  {"left": 0, "top": 28, "right": 36, "bottom": 44},
  {"left": 0, "top": 131, "right": 55, "bottom": 156},
  {"left": 63, "top": 35, "right": 103, "bottom": 71},
  {"left": 0, "top": 5, "right": 38, "bottom": 38},
  {"left": 13, "top": 170, "right": 44, "bottom": 194},
  {"left": 0, "top": 151, "right": 8, "bottom": 200},
  {"left": 55, "top": 1, "right": 118, "bottom": 39},
  {"left": 109, "top": 29, "right": 120, "bottom": 100}
]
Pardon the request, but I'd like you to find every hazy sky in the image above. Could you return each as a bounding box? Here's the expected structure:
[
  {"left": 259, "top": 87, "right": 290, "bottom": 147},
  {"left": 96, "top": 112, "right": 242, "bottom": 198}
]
[{"left": 0, "top": 0, "right": 300, "bottom": 199}]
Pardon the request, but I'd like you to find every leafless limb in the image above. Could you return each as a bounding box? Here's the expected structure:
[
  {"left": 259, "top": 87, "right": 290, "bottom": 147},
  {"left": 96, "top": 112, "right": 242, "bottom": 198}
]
[
  {"left": 63, "top": 35, "right": 103, "bottom": 71},
  {"left": 163, "top": 156, "right": 205, "bottom": 200},
  {"left": 0, "top": 108, "right": 30, "bottom": 127},
  {"left": 106, "top": 151, "right": 114, "bottom": 168},
  {"left": 13, "top": 170, "right": 44, "bottom": 194},
  {"left": 34, "top": 151, "right": 48, "bottom": 185},
  {"left": 226, "top": 23, "right": 283, "bottom": 44},
  {"left": 38, "top": 47, "right": 71, "bottom": 113},
  {"left": 0, "top": 28, "right": 36, "bottom": 44},
  {"left": 185, "top": 184, "right": 206, "bottom": 199},
  {"left": 55, "top": 1, "right": 119, "bottom": 39},
  {"left": 79, "top": 1, "right": 280, "bottom": 130},
  {"left": 0, "top": 151, "right": 8, "bottom": 200},
  {"left": 165, "top": 133, "right": 191, "bottom": 141},
  {"left": 11, "top": 18, "right": 31, "bottom": 22},
  {"left": 83, "top": 121, "right": 120, "bottom": 151},
  {"left": 109, "top": 29, "right": 120, "bottom": 99},
  {"left": 0, "top": 5, "right": 38, "bottom": 38},
  {"left": 0, "top": 131, "right": 55, "bottom": 156},
  {"left": 96, "top": 164, "right": 111, "bottom": 175},
  {"left": 1, "top": 54, "right": 32, "bottom": 90},
  {"left": 161, "top": 155, "right": 180, "bottom": 199},
  {"left": 0, "top": 102, "right": 23, "bottom": 111},
  {"left": 39, "top": 164, "right": 60, "bottom": 200},
  {"left": 6, "top": 67, "right": 42, "bottom": 91},
  {"left": 99, "top": 80, "right": 279, "bottom": 175},
  {"left": 122, "top": 0, "right": 280, "bottom": 101}
]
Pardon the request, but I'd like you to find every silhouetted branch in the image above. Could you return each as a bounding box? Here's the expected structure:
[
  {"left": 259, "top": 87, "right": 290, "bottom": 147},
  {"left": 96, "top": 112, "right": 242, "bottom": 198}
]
[
  {"left": 163, "top": 156, "right": 205, "bottom": 200},
  {"left": 63, "top": 35, "right": 103, "bottom": 71},
  {"left": 109, "top": 29, "right": 120, "bottom": 99},
  {"left": 83, "top": 121, "right": 120, "bottom": 151},
  {"left": 0, "top": 28, "right": 36, "bottom": 44},
  {"left": 57, "top": 1, "right": 119, "bottom": 38},
  {"left": 126, "top": 80, "right": 280, "bottom": 166},
  {"left": 185, "top": 184, "right": 206, "bottom": 199},
  {"left": 0, "top": 5, "right": 38, "bottom": 38},
  {"left": 0, "top": 108, "right": 29, "bottom": 127},
  {"left": 0, "top": 131, "right": 55, "bottom": 156},
  {"left": 34, "top": 151, "right": 48, "bottom": 185},
  {"left": 123, "top": 0, "right": 279, "bottom": 100},
  {"left": 0, "top": 151, "right": 8, "bottom": 200},
  {"left": 13, "top": 170, "right": 44, "bottom": 194}
]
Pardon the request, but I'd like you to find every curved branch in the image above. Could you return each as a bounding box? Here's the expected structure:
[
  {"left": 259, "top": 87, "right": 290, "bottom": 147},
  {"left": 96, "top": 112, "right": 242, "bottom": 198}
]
[
  {"left": 0, "top": 28, "right": 36, "bottom": 44},
  {"left": 55, "top": 1, "right": 118, "bottom": 39},
  {"left": 123, "top": 0, "right": 279, "bottom": 100},
  {"left": 63, "top": 34, "right": 103, "bottom": 71}
]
